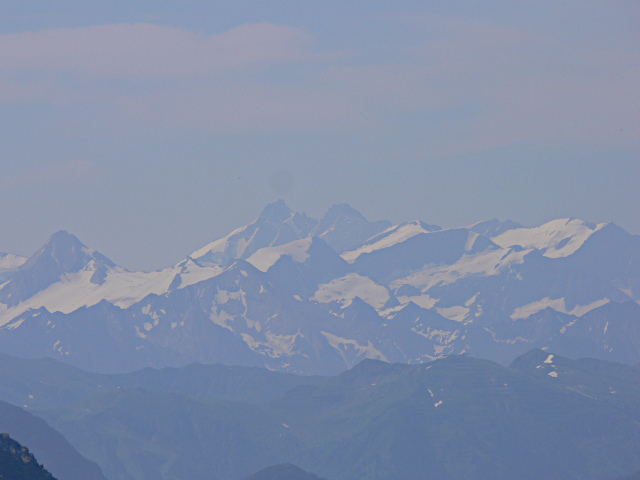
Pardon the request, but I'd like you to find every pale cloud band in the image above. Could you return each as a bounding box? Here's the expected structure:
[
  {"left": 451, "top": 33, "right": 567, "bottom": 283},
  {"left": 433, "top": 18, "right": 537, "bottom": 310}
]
[
  {"left": 0, "top": 23, "right": 312, "bottom": 78},
  {"left": 0, "top": 13, "right": 637, "bottom": 149}
]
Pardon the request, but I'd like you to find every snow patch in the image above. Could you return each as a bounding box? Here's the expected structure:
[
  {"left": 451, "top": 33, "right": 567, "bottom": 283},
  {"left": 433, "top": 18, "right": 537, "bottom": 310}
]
[
  {"left": 0, "top": 262, "right": 223, "bottom": 327},
  {"left": 321, "top": 331, "right": 387, "bottom": 361},
  {"left": 5, "top": 318, "right": 25, "bottom": 330},
  {"left": 510, "top": 297, "right": 610, "bottom": 320},
  {"left": 465, "top": 232, "right": 480, "bottom": 252},
  {"left": 395, "top": 247, "right": 530, "bottom": 292},
  {"left": 379, "top": 304, "right": 406, "bottom": 318},
  {"left": 436, "top": 305, "right": 469, "bottom": 322},
  {"left": 134, "top": 326, "right": 147, "bottom": 338},
  {"left": 396, "top": 294, "right": 438, "bottom": 310},
  {"left": 246, "top": 238, "right": 313, "bottom": 272},
  {"left": 209, "top": 307, "right": 235, "bottom": 332},
  {"left": 464, "top": 293, "right": 480, "bottom": 307},
  {"left": 313, "top": 273, "right": 390, "bottom": 310},
  {"left": 492, "top": 219, "right": 606, "bottom": 258},
  {"left": 241, "top": 330, "right": 302, "bottom": 357},
  {"left": 190, "top": 225, "right": 248, "bottom": 260},
  {"left": 0, "top": 254, "right": 28, "bottom": 271},
  {"left": 341, "top": 222, "right": 433, "bottom": 263}
]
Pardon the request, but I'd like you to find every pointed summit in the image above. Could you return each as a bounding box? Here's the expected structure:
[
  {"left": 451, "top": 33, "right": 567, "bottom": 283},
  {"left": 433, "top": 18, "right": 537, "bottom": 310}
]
[
  {"left": 257, "top": 199, "right": 292, "bottom": 222},
  {"left": 254, "top": 200, "right": 317, "bottom": 245},
  {"left": 320, "top": 203, "right": 367, "bottom": 222},
  {"left": 22, "top": 231, "right": 115, "bottom": 272},
  {"left": 313, "top": 203, "right": 392, "bottom": 253},
  {"left": 0, "top": 231, "right": 115, "bottom": 307},
  {"left": 191, "top": 201, "right": 318, "bottom": 266}
]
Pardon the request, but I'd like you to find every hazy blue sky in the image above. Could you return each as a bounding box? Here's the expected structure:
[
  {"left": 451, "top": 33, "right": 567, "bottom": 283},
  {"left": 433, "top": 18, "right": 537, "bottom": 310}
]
[{"left": 1, "top": 1, "right": 638, "bottom": 271}]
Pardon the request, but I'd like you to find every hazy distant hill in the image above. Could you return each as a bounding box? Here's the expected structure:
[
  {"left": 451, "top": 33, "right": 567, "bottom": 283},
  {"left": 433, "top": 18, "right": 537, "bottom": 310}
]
[
  {"left": 0, "top": 351, "right": 634, "bottom": 480},
  {"left": 0, "top": 352, "right": 324, "bottom": 410},
  {"left": 0, "top": 400, "right": 107, "bottom": 480},
  {"left": 240, "top": 464, "right": 327, "bottom": 480}
]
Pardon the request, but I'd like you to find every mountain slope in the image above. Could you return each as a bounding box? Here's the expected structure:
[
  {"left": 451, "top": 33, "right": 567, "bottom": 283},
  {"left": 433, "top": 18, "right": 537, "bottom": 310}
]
[
  {"left": 0, "top": 231, "right": 116, "bottom": 308},
  {"left": 312, "top": 203, "right": 391, "bottom": 253},
  {"left": 0, "top": 433, "right": 55, "bottom": 480},
  {"left": 191, "top": 200, "right": 318, "bottom": 266},
  {"left": 31, "top": 352, "right": 640, "bottom": 480},
  {"left": 0, "top": 352, "right": 324, "bottom": 410},
  {"left": 267, "top": 355, "right": 640, "bottom": 480},
  {"left": 0, "top": 400, "right": 107, "bottom": 480}
]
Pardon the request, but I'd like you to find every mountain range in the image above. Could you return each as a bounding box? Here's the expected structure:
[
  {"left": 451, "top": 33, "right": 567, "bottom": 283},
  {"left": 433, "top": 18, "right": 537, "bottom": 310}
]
[
  {"left": 0, "top": 200, "right": 639, "bottom": 374},
  {"left": 1, "top": 349, "right": 640, "bottom": 480}
]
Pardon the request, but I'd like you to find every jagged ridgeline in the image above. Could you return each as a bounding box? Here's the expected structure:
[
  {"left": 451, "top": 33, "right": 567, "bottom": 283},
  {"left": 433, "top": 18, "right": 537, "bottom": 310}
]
[
  {"left": 0, "top": 201, "right": 639, "bottom": 375},
  {"left": 0, "top": 433, "right": 55, "bottom": 480}
]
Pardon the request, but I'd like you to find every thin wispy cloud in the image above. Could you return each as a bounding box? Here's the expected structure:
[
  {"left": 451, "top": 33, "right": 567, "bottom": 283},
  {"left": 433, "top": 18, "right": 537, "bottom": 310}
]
[
  {"left": 0, "top": 23, "right": 312, "bottom": 78},
  {"left": 0, "top": 14, "right": 637, "bottom": 147}
]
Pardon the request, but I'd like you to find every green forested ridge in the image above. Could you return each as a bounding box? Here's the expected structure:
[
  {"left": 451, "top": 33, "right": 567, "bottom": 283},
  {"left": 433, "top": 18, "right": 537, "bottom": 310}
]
[{"left": 0, "top": 433, "right": 55, "bottom": 480}]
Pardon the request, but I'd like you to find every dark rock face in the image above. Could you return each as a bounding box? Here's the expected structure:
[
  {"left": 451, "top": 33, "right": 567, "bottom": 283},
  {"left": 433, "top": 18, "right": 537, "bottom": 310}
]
[{"left": 0, "top": 433, "right": 55, "bottom": 480}]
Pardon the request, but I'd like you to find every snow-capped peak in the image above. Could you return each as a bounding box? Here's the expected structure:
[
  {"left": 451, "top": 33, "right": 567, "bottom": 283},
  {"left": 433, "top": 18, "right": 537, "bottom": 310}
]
[
  {"left": 0, "top": 231, "right": 117, "bottom": 307},
  {"left": 190, "top": 200, "right": 317, "bottom": 266},
  {"left": 26, "top": 230, "right": 115, "bottom": 271},
  {"left": 312, "top": 204, "right": 392, "bottom": 253},
  {"left": 491, "top": 218, "right": 607, "bottom": 258}
]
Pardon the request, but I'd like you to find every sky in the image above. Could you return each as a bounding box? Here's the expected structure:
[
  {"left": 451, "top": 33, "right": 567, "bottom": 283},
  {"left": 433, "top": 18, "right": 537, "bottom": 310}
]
[{"left": 1, "top": 1, "right": 638, "bottom": 271}]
